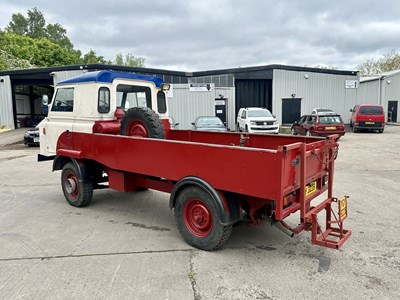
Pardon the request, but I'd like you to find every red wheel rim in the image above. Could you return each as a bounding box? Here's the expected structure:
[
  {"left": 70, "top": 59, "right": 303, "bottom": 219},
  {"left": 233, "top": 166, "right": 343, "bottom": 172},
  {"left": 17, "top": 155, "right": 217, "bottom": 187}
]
[
  {"left": 184, "top": 198, "right": 212, "bottom": 237},
  {"left": 64, "top": 172, "right": 78, "bottom": 199},
  {"left": 127, "top": 120, "right": 148, "bottom": 137}
]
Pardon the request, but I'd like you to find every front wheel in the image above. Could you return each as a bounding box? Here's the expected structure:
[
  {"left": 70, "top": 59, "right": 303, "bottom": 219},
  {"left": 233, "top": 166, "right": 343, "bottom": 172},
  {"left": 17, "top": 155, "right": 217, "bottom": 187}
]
[
  {"left": 61, "top": 162, "right": 93, "bottom": 207},
  {"left": 379, "top": 128, "right": 384, "bottom": 133},
  {"left": 174, "top": 186, "right": 232, "bottom": 250},
  {"left": 352, "top": 126, "right": 358, "bottom": 133}
]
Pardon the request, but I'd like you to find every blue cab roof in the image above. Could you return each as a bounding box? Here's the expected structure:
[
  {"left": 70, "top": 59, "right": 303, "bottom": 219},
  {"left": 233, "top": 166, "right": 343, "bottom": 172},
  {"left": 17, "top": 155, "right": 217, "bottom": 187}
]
[{"left": 58, "top": 70, "right": 164, "bottom": 87}]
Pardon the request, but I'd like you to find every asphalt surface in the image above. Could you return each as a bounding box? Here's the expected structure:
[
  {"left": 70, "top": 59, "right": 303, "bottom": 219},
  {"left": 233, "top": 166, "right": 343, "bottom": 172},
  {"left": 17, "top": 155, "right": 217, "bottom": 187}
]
[{"left": 0, "top": 126, "right": 399, "bottom": 299}]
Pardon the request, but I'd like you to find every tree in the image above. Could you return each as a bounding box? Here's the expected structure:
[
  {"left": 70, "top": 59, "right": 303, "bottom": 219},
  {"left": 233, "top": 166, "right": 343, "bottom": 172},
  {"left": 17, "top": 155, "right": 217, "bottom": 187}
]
[
  {"left": 0, "top": 33, "right": 82, "bottom": 68},
  {"left": 83, "top": 49, "right": 110, "bottom": 64},
  {"left": 6, "top": 7, "right": 74, "bottom": 51},
  {"left": 357, "top": 50, "right": 400, "bottom": 75},
  {"left": 114, "top": 52, "right": 145, "bottom": 67}
]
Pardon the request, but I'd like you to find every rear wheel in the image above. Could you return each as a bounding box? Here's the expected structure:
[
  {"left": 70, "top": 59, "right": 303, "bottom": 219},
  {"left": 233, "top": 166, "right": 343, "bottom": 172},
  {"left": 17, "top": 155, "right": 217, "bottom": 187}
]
[
  {"left": 61, "top": 162, "right": 93, "bottom": 207},
  {"left": 174, "top": 186, "right": 232, "bottom": 250},
  {"left": 120, "top": 107, "right": 165, "bottom": 138}
]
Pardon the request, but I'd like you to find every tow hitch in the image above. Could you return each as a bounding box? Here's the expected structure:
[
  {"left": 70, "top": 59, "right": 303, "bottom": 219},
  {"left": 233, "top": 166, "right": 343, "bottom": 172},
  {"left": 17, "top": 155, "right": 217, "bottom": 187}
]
[{"left": 280, "top": 196, "right": 351, "bottom": 249}]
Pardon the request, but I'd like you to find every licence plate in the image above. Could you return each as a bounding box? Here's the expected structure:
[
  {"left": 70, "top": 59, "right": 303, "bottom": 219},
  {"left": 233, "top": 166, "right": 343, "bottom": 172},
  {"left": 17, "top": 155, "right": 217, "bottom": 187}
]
[
  {"left": 325, "top": 126, "right": 336, "bottom": 130},
  {"left": 305, "top": 181, "right": 317, "bottom": 196},
  {"left": 339, "top": 197, "right": 347, "bottom": 219},
  {"left": 34, "top": 137, "right": 39, "bottom": 143},
  {"left": 365, "top": 121, "right": 375, "bottom": 125}
]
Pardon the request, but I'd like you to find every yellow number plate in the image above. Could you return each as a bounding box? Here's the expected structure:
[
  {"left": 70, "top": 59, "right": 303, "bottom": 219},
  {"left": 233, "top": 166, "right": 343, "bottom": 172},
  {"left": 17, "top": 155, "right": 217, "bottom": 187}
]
[
  {"left": 305, "top": 181, "right": 317, "bottom": 196},
  {"left": 339, "top": 197, "right": 347, "bottom": 219},
  {"left": 365, "top": 121, "right": 375, "bottom": 125},
  {"left": 325, "top": 126, "right": 336, "bottom": 130}
]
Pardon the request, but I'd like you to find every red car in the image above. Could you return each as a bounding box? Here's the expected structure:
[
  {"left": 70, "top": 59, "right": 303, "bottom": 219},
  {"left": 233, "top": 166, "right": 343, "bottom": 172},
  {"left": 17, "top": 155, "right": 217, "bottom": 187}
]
[
  {"left": 291, "top": 114, "right": 346, "bottom": 138},
  {"left": 350, "top": 104, "right": 385, "bottom": 133}
]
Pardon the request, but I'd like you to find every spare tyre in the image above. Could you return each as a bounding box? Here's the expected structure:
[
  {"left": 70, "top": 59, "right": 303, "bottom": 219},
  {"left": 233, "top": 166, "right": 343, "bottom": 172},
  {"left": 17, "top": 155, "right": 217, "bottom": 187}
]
[{"left": 120, "top": 107, "right": 165, "bottom": 139}]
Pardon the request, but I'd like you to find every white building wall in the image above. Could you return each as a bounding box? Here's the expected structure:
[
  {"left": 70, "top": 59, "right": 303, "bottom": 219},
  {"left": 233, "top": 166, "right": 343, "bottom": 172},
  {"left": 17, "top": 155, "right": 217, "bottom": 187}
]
[
  {"left": 0, "top": 76, "right": 15, "bottom": 129},
  {"left": 273, "top": 70, "right": 359, "bottom": 124},
  {"left": 168, "top": 84, "right": 235, "bottom": 130},
  {"left": 53, "top": 70, "right": 86, "bottom": 85},
  {"left": 357, "top": 80, "right": 381, "bottom": 105}
]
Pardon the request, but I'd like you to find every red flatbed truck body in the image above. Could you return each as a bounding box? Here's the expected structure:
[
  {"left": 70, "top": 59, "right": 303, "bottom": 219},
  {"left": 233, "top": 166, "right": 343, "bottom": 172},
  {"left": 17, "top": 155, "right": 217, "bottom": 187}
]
[{"left": 55, "top": 128, "right": 351, "bottom": 250}]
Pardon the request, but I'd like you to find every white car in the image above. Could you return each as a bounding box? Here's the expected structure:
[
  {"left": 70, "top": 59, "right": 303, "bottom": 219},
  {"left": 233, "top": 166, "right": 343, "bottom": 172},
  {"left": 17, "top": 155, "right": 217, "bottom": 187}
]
[
  {"left": 311, "top": 108, "right": 336, "bottom": 115},
  {"left": 236, "top": 107, "right": 279, "bottom": 134}
]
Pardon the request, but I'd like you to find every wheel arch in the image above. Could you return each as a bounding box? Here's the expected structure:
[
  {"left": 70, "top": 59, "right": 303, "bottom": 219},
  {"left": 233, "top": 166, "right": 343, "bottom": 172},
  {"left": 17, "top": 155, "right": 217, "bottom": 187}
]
[
  {"left": 170, "top": 176, "right": 241, "bottom": 225},
  {"left": 53, "top": 156, "right": 90, "bottom": 180}
]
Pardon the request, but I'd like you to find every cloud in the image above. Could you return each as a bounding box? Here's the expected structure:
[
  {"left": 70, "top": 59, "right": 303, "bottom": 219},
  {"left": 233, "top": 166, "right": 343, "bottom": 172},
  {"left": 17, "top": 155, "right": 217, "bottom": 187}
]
[{"left": 1, "top": 0, "right": 400, "bottom": 71}]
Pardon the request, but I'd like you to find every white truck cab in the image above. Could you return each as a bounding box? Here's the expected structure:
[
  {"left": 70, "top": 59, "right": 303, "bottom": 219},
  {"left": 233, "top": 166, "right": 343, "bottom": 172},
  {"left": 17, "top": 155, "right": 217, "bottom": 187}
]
[
  {"left": 39, "top": 70, "right": 170, "bottom": 157},
  {"left": 236, "top": 107, "right": 279, "bottom": 134}
]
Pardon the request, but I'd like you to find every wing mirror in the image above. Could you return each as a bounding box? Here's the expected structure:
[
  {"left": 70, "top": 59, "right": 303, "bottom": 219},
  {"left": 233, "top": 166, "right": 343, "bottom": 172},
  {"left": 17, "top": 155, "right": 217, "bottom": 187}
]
[{"left": 41, "top": 95, "right": 49, "bottom": 106}]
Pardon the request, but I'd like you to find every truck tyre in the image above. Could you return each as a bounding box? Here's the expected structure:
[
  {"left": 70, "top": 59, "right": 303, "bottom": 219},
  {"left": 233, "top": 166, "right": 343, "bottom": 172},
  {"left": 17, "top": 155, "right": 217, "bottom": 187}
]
[
  {"left": 61, "top": 162, "right": 93, "bottom": 207},
  {"left": 120, "top": 107, "right": 165, "bottom": 139},
  {"left": 174, "top": 186, "right": 232, "bottom": 251}
]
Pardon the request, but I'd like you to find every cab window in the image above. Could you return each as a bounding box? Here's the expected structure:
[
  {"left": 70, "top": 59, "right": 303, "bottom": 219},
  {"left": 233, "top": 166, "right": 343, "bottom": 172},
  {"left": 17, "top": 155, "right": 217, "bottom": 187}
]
[
  {"left": 51, "top": 88, "right": 74, "bottom": 112},
  {"left": 98, "top": 87, "right": 110, "bottom": 113},
  {"left": 116, "top": 84, "right": 151, "bottom": 111},
  {"left": 157, "top": 91, "right": 167, "bottom": 114}
]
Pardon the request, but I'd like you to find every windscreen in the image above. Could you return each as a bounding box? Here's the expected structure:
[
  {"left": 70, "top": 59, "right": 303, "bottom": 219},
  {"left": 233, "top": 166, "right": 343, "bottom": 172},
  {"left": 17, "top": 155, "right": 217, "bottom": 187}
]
[
  {"left": 359, "top": 106, "right": 383, "bottom": 115},
  {"left": 248, "top": 109, "right": 272, "bottom": 118},
  {"left": 196, "top": 117, "right": 223, "bottom": 127}
]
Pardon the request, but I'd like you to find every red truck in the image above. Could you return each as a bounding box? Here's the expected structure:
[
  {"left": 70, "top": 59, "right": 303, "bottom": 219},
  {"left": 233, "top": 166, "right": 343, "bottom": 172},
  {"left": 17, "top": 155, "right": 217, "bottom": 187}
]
[{"left": 39, "top": 70, "right": 351, "bottom": 250}]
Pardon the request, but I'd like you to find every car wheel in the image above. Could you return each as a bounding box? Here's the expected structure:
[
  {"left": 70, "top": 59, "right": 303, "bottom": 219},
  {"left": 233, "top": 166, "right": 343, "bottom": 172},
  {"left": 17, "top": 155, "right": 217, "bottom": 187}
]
[
  {"left": 379, "top": 129, "right": 384, "bottom": 133},
  {"left": 174, "top": 186, "right": 232, "bottom": 250},
  {"left": 245, "top": 125, "right": 249, "bottom": 133},
  {"left": 352, "top": 126, "right": 358, "bottom": 133},
  {"left": 291, "top": 128, "right": 297, "bottom": 135}
]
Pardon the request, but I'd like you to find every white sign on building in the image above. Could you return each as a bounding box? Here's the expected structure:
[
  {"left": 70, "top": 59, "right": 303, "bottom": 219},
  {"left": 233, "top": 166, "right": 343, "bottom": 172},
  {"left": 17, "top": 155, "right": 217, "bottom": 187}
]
[
  {"left": 345, "top": 80, "right": 358, "bottom": 89},
  {"left": 189, "top": 83, "right": 214, "bottom": 92}
]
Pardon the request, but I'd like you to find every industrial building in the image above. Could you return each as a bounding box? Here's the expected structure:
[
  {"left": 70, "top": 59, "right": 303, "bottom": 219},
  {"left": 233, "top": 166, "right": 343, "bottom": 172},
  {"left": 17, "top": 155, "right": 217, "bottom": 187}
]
[
  {"left": 0, "top": 64, "right": 360, "bottom": 130},
  {"left": 358, "top": 70, "right": 400, "bottom": 123}
]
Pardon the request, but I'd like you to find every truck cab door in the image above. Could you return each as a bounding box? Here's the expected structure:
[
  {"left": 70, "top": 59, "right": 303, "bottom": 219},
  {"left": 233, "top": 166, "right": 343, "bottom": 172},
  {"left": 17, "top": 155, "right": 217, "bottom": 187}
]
[{"left": 40, "top": 87, "right": 75, "bottom": 156}]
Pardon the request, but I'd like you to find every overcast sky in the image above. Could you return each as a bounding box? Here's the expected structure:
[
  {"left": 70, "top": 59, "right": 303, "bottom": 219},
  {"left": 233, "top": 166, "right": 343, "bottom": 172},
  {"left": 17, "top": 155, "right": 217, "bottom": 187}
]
[{"left": 1, "top": 0, "right": 400, "bottom": 72}]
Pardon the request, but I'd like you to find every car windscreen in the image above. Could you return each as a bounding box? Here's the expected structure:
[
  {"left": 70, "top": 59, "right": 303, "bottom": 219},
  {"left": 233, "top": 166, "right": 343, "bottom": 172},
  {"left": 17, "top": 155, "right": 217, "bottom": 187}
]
[
  {"left": 359, "top": 106, "right": 383, "bottom": 115},
  {"left": 247, "top": 110, "right": 272, "bottom": 118},
  {"left": 196, "top": 117, "right": 223, "bottom": 127},
  {"left": 318, "top": 116, "right": 342, "bottom": 124}
]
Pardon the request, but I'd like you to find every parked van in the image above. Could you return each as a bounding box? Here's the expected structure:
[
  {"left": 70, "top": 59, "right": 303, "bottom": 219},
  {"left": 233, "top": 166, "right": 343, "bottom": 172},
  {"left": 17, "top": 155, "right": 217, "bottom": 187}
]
[{"left": 350, "top": 104, "right": 385, "bottom": 133}]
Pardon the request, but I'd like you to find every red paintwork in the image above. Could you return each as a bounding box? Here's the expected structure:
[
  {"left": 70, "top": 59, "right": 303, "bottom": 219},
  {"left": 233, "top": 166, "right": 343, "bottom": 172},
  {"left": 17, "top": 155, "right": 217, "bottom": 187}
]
[
  {"left": 56, "top": 129, "right": 350, "bottom": 249},
  {"left": 93, "top": 121, "right": 120, "bottom": 134},
  {"left": 184, "top": 198, "right": 213, "bottom": 237},
  {"left": 127, "top": 120, "right": 148, "bottom": 137}
]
